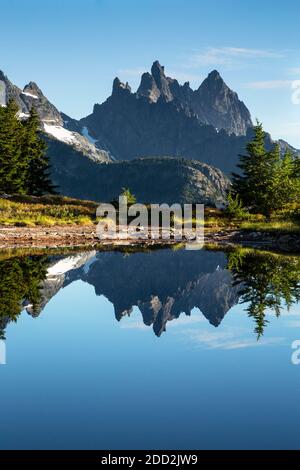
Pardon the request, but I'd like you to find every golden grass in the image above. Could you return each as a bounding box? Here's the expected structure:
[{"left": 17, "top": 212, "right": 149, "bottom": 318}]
[
  {"left": 239, "top": 220, "right": 300, "bottom": 233},
  {"left": 204, "top": 207, "right": 300, "bottom": 234},
  {"left": 0, "top": 196, "right": 97, "bottom": 226},
  {"left": 1, "top": 196, "right": 300, "bottom": 234}
]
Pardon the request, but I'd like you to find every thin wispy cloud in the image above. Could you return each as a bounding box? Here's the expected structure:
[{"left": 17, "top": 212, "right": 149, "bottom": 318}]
[
  {"left": 272, "top": 121, "right": 300, "bottom": 139},
  {"left": 244, "top": 80, "right": 292, "bottom": 90},
  {"left": 182, "top": 327, "right": 285, "bottom": 350},
  {"left": 185, "top": 47, "right": 284, "bottom": 69}
]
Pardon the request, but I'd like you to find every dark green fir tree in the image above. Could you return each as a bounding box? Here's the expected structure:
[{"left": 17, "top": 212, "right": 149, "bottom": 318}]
[
  {"left": 22, "top": 107, "right": 56, "bottom": 196},
  {"left": 0, "top": 100, "right": 25, "bottom": 194}
]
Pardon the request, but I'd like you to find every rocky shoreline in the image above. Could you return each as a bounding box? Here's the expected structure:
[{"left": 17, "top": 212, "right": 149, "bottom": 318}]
[{"left": 0, "top": 225, "right": 299, "bottom": 252}]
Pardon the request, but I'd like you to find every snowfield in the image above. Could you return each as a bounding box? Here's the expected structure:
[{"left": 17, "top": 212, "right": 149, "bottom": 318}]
[
  {"left": 47, "top": 252, "right": 97, "bottom": 277},
  {"left": 44, "top": 124, "right": 77, "bottom": 144}
]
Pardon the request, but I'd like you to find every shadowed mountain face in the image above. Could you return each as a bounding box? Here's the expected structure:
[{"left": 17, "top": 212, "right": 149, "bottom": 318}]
[
  {"left": 50, "top": 156, "right": 229, "bottom": 205},
  {"left": 194, "top": 70, "right": 253, "bottom": 135},
  {"left": 137, "top": 63, "right": 252, "bottom": 135},
  {"left": 80, "top": 60, "right": 289, "bottom": 174}
]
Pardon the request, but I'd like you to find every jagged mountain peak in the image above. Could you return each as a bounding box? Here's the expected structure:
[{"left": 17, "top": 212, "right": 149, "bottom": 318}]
[
  {"left": 198, "top": 70, "right": 229, "bottom": 95},
  {"left": 81, "top": 59, "right": 256, "bottom": 170},
  {"left": 194, "top": 68, "right": 253, "bottom": 134},
  {"left": 151, "top": 60, "right": 174, "bottom": 102},
  {"left": 137, "top": 60, "right": 175, "bottom": 103},
  {"left": 207, "top": 69, "right": 222, "bottom": 80},
  {"left": 112, "top": 77, "right": 131, "bottom": 95},
  {"left": 151, "top": 60, "right": 166, "bottom": 79},
  {"left": 0, "top": 70, "right": 7, "bottom": 81},
  {"left": 137, "top": 71, "right": 160, "bottom": 102},
  {"left": 136, "top": 61, "right": 252, "bottom": 134},
  {"left": 23, "top": 81, "right": 43, "bottom": 96},
  {"left": 0, "top": 68, "right": 113, "bottom": 163}
]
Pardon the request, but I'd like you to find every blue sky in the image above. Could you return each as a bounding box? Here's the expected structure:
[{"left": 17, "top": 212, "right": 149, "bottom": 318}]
[{"left": 1, "top": 0, "right": 300, "bottom": 146}]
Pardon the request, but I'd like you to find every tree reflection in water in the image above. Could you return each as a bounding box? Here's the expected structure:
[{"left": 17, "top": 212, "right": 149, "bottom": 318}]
[
  {"left": 0, "top": 255, "right": 48, "bottom": 339},
  {"left": 227, "top": 249, "right": 300, "bottom": 337}
]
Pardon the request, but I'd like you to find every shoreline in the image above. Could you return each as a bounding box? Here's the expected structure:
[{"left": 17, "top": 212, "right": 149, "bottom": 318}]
[{"left": 0, "top": 225, "right": 300, "bottom": 252}]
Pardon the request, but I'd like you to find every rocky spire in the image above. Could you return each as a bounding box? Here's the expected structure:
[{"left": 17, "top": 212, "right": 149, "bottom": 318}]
[
  {"left": 150, "top": 60, "right": 173, "bottom": 102},
  {"left": 137, "top": 72, "right": 160, "bottom": 102},
  {"left": 151, "top": 60, "right": 166, "bottom": 81},
  {"left": 112, "top": 77, "right": 131, "bottom": 96},
  {"left": 23, "top": 81, "right": 44, "bottom": 97},
  {"left": 20, "top": 80, "right": 63, "bottom": 124},
  {"left": 194, "top": 70, "right": 253, "bottom": 135},
  {"left": 207, "top": 70, "right": 222, "bottom": 80},
  {"left": 0, "top": 70, "right": 7, "bottom": 81}
]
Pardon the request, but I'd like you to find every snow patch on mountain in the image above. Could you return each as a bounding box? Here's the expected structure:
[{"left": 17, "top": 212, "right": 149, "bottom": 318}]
[
  {"left": 44, "top": 124, "right": 76, "bottom": 144},
  {"left": 47, "top": 252, "right": 97, "bottom": 277},
  {"left": 21, "top": 91, "right": 38, "bottom": 99},
  {"left": 82, "top": 126, "right": 98, "bottom": 145},
  {"left": 83, "top": 255, "right": 97, "bottom": 274},
  {"left": 18, "top": 112, "right": 30, "bottom": 119}
]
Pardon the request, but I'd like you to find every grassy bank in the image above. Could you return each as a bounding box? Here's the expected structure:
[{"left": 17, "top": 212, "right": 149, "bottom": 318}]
[
  {"left": 1, "top": 196, "right": 300, "bottom": 236},
  {"left": 0, "top": 195, "right": 98, "bottom": 226},
  {"left": 205, "top": 208, "right": 300, "bottom": 234}
]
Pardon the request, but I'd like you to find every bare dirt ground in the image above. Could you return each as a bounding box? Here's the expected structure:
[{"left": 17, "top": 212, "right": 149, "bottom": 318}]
[{"left": 0, "top": 225, "right": 299, "bottom": 252}]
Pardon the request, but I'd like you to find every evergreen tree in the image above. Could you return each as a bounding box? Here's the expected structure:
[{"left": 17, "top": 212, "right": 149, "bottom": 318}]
[
  {"left": 232, "top": 121, "right": 270, "bottom": 214},
  {"left": 268, "top": 148, "right": 300, "bottom": 213},
  {"left": 22, "top": 107, "right": 56, "bottom": 195},
  {"left": 0, "top": 102, "right": 56, "bottom": 196},
  {"left": 232, "top": 122, "right": 300, "bottom": 215},
  {"left": 0, "top": 100, "right": 26, "bottom": 194}
]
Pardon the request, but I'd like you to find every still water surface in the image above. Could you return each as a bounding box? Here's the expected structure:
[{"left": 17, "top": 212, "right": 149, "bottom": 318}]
[{"left": 0, "top": 247, "right": 300, "bottom": 449}]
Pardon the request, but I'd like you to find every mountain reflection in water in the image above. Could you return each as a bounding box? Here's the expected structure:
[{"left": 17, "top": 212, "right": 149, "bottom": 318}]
[{"left": 1, "top": 247, "right": 300, "bottom": 340}]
